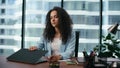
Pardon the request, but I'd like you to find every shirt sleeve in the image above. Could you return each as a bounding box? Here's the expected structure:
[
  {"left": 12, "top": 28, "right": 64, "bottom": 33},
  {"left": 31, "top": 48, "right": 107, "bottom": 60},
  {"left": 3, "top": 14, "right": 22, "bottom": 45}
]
[
  {"left": 37, "top": 36, "right": 45, "bottom": 50},
  {"left": 60, "top": 32, "right": 76, "bottom": 59}
]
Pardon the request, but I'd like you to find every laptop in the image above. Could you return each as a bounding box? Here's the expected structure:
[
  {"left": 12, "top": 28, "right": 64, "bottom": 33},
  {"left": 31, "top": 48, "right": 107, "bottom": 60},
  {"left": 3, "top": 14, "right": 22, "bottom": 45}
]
[{"left": 7, "top": 48, "right": 48, "bottom": 64}]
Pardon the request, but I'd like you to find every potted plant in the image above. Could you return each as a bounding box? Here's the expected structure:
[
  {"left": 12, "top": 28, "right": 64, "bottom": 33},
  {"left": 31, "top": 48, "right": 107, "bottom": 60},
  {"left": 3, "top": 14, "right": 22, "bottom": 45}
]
[{"left": 94, "top": 33, "right": 120, "bottom": 58}]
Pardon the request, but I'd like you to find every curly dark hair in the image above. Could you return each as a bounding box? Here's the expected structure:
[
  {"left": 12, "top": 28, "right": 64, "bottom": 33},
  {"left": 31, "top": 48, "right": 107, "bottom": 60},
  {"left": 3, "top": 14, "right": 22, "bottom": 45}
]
[{"left": 43, "top": 6, "right": 73, "bottom": 44}]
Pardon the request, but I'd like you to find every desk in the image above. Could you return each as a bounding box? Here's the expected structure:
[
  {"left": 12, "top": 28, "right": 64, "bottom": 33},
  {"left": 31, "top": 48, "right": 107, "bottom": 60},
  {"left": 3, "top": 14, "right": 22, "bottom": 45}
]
[
  {"left": 0, "top": 55, "right": 83, "bottom": 68},
  {"left": 98, "top": 57, "right": 120, "bottom": 68}
]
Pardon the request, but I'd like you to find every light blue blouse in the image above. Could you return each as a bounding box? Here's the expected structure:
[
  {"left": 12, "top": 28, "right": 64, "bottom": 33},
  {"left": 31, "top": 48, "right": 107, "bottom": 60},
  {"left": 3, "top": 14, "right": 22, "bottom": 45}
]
[{"left": 37, "top": 32, "right": 75, "bottom": 59}]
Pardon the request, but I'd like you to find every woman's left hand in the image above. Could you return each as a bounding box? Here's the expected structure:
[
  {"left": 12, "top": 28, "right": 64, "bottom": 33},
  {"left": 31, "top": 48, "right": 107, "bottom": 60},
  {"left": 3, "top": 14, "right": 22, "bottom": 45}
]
[{"left": 47, "top": 55, "right": 62, "bottom": 62}]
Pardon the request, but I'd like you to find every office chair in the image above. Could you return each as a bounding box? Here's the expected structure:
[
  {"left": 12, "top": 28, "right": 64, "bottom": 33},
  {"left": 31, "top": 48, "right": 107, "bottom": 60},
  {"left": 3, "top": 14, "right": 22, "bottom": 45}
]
[{"left": 75, "top": 31, "right": 80, "bottom": 57}]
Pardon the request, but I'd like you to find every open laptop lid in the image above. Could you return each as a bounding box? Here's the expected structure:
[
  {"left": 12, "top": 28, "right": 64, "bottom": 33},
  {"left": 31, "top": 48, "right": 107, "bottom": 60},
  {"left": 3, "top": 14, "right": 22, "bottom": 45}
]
[{"left": 7, "top": 48, "right": 48, "bottom": 64}]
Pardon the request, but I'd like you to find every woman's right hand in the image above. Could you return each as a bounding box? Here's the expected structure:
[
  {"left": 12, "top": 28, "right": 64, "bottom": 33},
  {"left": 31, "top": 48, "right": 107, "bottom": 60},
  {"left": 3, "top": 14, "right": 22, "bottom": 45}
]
[{"left": 29, "top": 46, "right": 38, "bottom": 51}]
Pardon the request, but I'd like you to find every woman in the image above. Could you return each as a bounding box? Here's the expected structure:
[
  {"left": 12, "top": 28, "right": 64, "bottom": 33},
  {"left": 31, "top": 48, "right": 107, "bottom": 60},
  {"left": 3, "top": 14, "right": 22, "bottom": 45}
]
[{"left": 29, "top": 6, "right": 75, "bottom": 61}]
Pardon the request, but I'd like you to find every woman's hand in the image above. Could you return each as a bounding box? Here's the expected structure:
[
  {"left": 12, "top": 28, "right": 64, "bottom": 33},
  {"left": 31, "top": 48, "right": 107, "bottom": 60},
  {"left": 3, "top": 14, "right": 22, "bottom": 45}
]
[
  {"left": 29, "top": 46, "right": 38, "bottom": 51},
  {"left": 47, "top": 55, "right": 62, "bottom": 62}
]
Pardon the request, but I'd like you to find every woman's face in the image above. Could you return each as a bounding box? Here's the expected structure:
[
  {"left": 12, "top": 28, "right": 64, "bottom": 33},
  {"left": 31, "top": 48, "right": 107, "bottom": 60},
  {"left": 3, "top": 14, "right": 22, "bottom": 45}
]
[{"left": 50, "top": 10, "right": 59, "bottom": 28}]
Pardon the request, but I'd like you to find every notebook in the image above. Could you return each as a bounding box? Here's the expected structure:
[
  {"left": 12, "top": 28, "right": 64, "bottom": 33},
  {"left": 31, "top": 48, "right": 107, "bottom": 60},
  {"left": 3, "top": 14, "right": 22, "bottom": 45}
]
[{"left": 7, "top": 48, "right": 48, "bottom": 64}]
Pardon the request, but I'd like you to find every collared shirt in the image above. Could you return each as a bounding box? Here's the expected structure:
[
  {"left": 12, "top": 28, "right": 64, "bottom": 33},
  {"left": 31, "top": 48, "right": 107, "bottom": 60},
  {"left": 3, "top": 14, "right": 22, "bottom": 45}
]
[{"left": 37, "top": 31, "right": 75, "bottom": 59}]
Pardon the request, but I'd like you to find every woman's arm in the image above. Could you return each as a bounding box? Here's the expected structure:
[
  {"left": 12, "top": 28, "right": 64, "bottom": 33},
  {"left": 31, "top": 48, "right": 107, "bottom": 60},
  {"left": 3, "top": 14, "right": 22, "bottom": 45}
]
[
  {"left": 29, "top": 36, "right": 45, "bottom": 51},
  {"left": 60, "top": 32, "right": 76, "bottom": 59}
]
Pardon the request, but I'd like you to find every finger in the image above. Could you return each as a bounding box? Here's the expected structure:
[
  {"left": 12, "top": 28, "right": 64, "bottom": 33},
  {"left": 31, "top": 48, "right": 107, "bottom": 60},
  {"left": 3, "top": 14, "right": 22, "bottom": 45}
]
[{"left": 29, "top": 46, "right": 37, "bottom": 51}]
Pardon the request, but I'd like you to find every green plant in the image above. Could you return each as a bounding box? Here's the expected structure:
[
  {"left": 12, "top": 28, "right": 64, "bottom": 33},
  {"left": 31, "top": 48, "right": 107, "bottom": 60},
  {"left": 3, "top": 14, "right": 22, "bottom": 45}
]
[{"left": 94, "top": 33, "right": 120, "bottom": 58}]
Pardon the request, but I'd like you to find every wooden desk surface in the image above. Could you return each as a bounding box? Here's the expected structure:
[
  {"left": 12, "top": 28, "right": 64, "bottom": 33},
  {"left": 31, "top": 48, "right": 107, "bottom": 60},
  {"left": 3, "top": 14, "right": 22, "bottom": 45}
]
[{"left": 0, "top": 55, "right": 83, "bottom": 68}]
